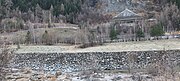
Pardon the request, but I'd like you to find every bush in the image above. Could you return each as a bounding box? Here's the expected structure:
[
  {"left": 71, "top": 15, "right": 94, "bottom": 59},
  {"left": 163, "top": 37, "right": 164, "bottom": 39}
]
[
  {"left": 109, "top": 28, "right": 117, "bottom": 41},
  {"left": 42, "top": 30, "right": 52, "bottom": 45},
  {"left": 25, "top": 31, "right": 31, "bottom": 44},
  {"left": 147, "top": 64, "right": 159, "bottom": 76},
  {"left": 150, "top": 23, "right": 164, "bottom": 37},
  {"left": 0, "top": 39, "right": 14, "bottom": 80},
  {"left": 136, "top": 28, "right": 145, "bottom": 40}
]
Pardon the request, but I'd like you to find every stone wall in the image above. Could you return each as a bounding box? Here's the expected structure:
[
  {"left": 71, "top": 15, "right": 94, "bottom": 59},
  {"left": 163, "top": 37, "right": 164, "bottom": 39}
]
[{"left": 9, "top": 50, "right": 180, "bottom": 72}]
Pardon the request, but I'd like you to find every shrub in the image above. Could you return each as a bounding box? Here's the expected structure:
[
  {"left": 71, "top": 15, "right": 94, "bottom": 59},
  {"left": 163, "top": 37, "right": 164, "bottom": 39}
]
[
  {"left": 109, "top": 28, "right": 117, "bottom": 41},
  {"left": 25, "top": 31, "right": 31, "bottom": 44},
  {"left": 0, "top": 38, "right": 14, "bottom": 80},
  {"left": 42, "top": 30, "right": 52, "bottom": 45},
  {"left": 150, "top": 23, "right": 164, "bottom": 37}
]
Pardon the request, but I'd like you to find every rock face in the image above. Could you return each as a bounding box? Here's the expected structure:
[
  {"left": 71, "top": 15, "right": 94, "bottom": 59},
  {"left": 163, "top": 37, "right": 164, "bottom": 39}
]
[
  {"left": 9, "top": 50, "right": 180, "bottom": 73},
  {"left": 100, "top": 0, "right": 146, "bottom": 13}
]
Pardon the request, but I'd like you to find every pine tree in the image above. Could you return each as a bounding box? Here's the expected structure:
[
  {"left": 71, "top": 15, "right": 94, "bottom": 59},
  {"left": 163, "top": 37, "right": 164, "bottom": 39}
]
[
  {"left": 35, "top": 4, "right": 43, "bottom": 23},
  {"left": 42, "top": 30, "right": 51, "bottom": 45},
  {"left": 25, "top": 31, "right": 31, "bottom": 44},
  {"left": 109, "top": 28, "right": 117, "bottom": 41},
  {"left": 136, "top": 28, "right": 145, "bottom": 40},
  {"left": 150, "top": 23, "right": 165, "bottom": 37},
  {"left": 60, "top": 3, "right": 65, "bottom": 14},
  {"left": 2, "top": 0, "right": 12, "bottom": 17}
]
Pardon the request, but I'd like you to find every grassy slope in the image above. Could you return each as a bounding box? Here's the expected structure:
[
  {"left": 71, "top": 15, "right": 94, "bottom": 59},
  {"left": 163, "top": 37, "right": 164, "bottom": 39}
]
[
  {"left": 14, "top": 39, "right": 180, "bottom": 53},
  {"left": 1, "top": 27, "right": 78, "bottom": 44}
]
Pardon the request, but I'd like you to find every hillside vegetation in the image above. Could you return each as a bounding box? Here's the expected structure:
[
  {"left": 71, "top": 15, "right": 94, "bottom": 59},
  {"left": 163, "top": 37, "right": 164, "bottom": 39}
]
[
  {"left": 0, "top": 0, "right": 179, "bottom": 46},
  {"left": 0, "top": 0, "right": 179, "bottom": 24}
]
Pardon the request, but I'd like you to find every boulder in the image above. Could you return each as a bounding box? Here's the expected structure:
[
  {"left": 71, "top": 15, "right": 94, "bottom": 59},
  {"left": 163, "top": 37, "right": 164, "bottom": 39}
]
[
  {"left": 21, "top": 68, "right": 32, "bottom": 74},
  {"left": 92, "top": 73, "right": 104, "bottom": 78},
  {"left": 57, "top": 75, "right": 67, "bottom": 80},
  {"left": 55, "top": 70, "right": 62, "bottom": 78},
  {"left": 16, "top": 78, "right": 29, "bottom": 81}
]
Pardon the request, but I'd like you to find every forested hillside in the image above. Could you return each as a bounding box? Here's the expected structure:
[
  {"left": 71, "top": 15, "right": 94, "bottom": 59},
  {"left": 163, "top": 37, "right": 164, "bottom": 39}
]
[
  {"left": 0, "top": 0, "right": 85, "bottom": 23},
  {"left": 0, "top": 0, "right": 179, "bottom": 32},
  {"left": 170, "top": 0, "right": 180, "bottom": 8},
  {"left": 0, "top": 0, "right": 179, "bottom": 22},
  {"left": 11, "top": 0, "right": 84, "bottom": 15}
]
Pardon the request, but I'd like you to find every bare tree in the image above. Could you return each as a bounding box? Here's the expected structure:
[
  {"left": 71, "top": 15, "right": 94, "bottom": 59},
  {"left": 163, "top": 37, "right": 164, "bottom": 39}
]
[
  {"left": 35, "top": 4, "right": 43, "bottom": 23},
  {"left": 25, "top": 31, "right": 32, "bottom": 45},
  {"left": 127, "top": 52, "right": 138, "bottom": 74},
  {"left": 157, "top": 3, "right": 180, "bottom": 32},
  {"left": 49, "top": 5, "right": 53, "bottom": 23},
  {"left": 0, "top": 36, "right": 14, "bottom": 80}
]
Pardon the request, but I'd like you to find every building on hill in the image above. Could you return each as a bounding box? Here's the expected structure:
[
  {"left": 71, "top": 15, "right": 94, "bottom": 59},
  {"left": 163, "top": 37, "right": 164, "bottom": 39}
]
[
  {"left": 113, "top": 8, "right": 142, "bottom": 21},
  {"left": 111, "top": 8, "right": 148, "bottom": 41}
]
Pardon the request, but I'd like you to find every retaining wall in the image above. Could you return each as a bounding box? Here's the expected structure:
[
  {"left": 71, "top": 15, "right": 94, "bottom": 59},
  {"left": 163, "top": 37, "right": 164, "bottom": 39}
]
[{"left": 10, "top": 50, "right": 180, "bottom": 72}]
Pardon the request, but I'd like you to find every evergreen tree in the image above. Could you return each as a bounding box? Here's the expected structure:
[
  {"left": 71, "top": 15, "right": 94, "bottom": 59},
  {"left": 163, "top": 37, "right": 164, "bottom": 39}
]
[
  {"left": 136, "top": 28, "right": 145, "bottom": 40},
  {"left": 109, "top": 28, "right": 117, "bottom": 41},
  {"left": 150, "top": 23, "right": 165, "bottom": 37},
  {"left": 35, "top": 4, "right": 43, "bottom": 23},
  {"left": 60, "top": 3, "right": 65, "bottom": 14},
  {"left": 1, "top": 0, "right": 12, "bottom": 17},
  {"left": 42, "top": 30, "right": 51, "bottom": 45},
  {"left": 25, "top": 31, "right": 31, "bottom": 44},
  {"left": 48, "top": 22, "right": 51, "bottom": 28},
  {"left": 49, "top": 5, "right": 53, "bottom": 23},
  {"left": 169, "top": 0, "right": 180, "bottom": 8}
]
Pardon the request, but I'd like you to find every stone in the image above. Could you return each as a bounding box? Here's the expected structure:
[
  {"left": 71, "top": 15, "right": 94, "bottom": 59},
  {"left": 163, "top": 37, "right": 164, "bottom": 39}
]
[
  {"left": 112, "top": 76, "right": 122, "bottom": 80},
  {"left": 57, "top": 75, "right": 67, "bottom": 80},
  {"left": 10, "top": 50, "right": 180, "bottom": 75},
  {"left": 21, "top": 68, "right": 32, "bottom": 74},
  {"left": 16, "top": 78, "right": 29, "bottom": 81},
  {"left": 48, "top": 76, "right": 57, "bottom": 81},
  {"left": 63, "top": 79, "right": 72, "bottom": 81},
  {"left": 92, "top": 73, "right": 104, "bottom": 78},
  {"left": 6, "top": 75, "right": 17, "bottom": 80},
  {"left": 7, "top": 79, "right": 16, "bottom": 81},
  {"left": 55, "top": 70, "right": 62, "bottom": 78},
  {"left": 11, "top": 68, "right": 20, "bottom": 73}
]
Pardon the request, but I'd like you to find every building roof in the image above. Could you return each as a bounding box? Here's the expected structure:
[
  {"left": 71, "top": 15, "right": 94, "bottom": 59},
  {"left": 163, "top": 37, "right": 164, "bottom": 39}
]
[{"left": 113, "top": 8, "right": 141, "bottom": 20}]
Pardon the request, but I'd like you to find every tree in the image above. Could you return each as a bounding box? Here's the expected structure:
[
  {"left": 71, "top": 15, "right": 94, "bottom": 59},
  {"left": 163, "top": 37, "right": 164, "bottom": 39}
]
[
  {"left": 48, "top": 22, "right": 51, "bottom": 28},
  {"left": 42, "top": 30, "right": 51, "bottom": 45},
  {"left": 1, "top": 18, "right": 16, "bottom": 32},
  {"left": 25, "top": 31, "right": 31, "bottom": 44},
  {"left": 109, "top": 27, "right": 117, "bottom": 41},
  {"left": 35, "top": 4, "right": 43, "bottom": 23},
  {"left": 16, "top": 18, "right": 25, "bottom": 30},
  {"left": 96, "top": 26, "right": 103, "bottom": 45},
  {"left": 150, "top": 23, "right": 164, "bottom": 38},
  {"left": 157, "top": 3, "right": 180, "bottom": 31},
  {"left": 0, "top": 37, "right": 14, "bottom": 80},
  {"left": 49, "top": 5, "right": 53, "bottom": 23},
  {"left": 127, "top": 52, "right": 137, "bottom": 73},
  {"left": 1, "top": 0, "right": 13, "bottom": 17},
  {"left": 168, "top": 0, "right": 180, "bottom": 8},
  {"left": 136, "top": 28, "right": 145, "bottom": 40},
  {"left": 60, "top": 3, "right": 65, "bottom": 14}
]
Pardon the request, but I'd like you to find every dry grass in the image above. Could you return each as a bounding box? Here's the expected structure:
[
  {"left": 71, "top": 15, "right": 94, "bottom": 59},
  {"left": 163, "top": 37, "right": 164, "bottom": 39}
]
[
  {"left": 14, "top": 39, "right": 180, "bottom": 53},
  {"left": 0, "top": 27, "right": 78, "bottom": 44}
]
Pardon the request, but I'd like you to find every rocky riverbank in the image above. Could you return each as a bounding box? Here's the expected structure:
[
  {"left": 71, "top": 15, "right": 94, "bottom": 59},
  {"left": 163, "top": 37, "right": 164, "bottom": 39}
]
[
  {"left": 5, "top": 49, "right": 180, "bottom": 81},
  {"left": 10, "top": 50, "right": 180, "bottom": 72},
  {"left": 5, "top": 68, "right": 180, "bottom": 81}
]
